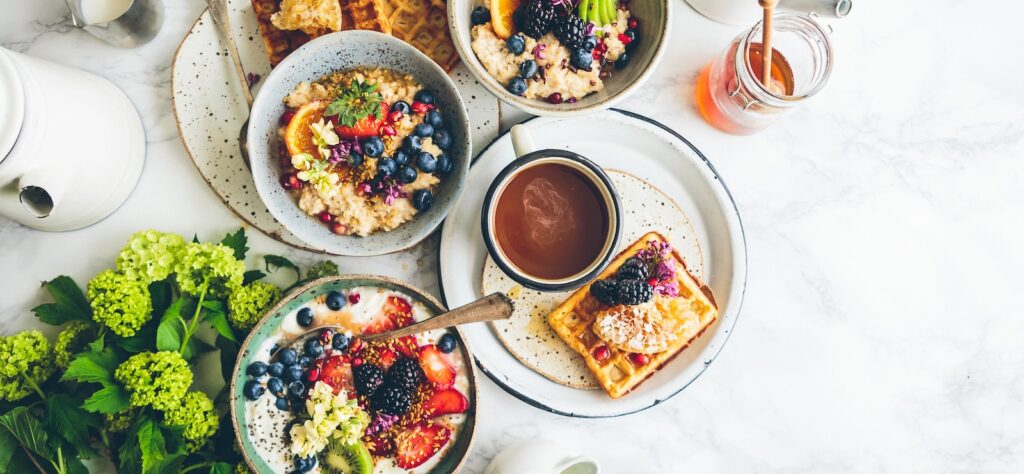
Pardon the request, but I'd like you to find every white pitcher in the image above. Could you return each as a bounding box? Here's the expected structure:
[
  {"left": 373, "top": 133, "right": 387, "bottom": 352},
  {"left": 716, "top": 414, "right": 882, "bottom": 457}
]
[
  {"left": 485, "top": 440, "right": 601, "bottom": 474},
  {"left": 0, "top": 47, "right": 145, "bottom": 231}
]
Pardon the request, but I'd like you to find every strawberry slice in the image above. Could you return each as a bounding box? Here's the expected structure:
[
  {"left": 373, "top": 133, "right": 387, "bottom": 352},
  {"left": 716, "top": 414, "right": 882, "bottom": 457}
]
[
  {"left": 393, "top": 335, "right": 419, "bottom": 358},
  {"left": 318, "top": 355, "right": 354, "bottom": 394},
  {"left": 395, "top": 422, "right": 452, "bottom": 469},
  {"left": 364, "top": 431, "right": 395, "bottom": 457},
  {"left": 417, "top": 345, "right": 455, "bottom": 389},
  {"left": 333, "top": 103, "right": 390, "bottom": 139},
  {"left": 364, "top": 295, "right": 414, "bottom": 335},
  {"left": 421, "top": 388, "right": 468, "bottom": 418}
]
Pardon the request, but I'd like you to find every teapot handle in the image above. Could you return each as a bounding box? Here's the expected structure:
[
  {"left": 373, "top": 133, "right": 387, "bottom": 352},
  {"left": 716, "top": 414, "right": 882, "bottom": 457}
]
[
  {"left": 18, "top": 166, "right": 70, "bottom": 218},
  {"left": 553, "top": 454, "right": 600, "bottom": 474}
]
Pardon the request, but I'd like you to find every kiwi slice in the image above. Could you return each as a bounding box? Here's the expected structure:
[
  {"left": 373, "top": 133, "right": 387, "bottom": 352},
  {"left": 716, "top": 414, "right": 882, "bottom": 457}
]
[{"left": 322, "top": 439, "right": 374, "bottom": 474}]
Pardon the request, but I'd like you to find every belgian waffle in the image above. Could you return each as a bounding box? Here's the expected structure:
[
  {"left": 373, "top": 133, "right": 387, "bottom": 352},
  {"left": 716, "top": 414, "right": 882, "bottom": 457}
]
[{"left": 547, "top": 232, "right": 719, "bottom": 399}]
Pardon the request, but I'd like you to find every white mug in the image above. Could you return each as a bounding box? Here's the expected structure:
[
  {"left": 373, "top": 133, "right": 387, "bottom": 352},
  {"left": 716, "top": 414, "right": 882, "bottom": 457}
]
[{"left": 485, "top": 439, "right": 601, "bottom": 474}]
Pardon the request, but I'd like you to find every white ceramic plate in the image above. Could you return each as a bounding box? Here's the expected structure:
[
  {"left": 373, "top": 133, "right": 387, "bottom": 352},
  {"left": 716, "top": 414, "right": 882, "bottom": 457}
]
[
  {"left": 438, "top": 109, "right": 747, "bottom": 417},
  {"left": 171, "top": 1, "right": 500, "bottom": 253}
]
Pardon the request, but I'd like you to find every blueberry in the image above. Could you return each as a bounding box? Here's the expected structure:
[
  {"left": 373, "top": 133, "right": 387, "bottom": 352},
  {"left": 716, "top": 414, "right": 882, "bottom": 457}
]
[
  {"left": 243, "top": 380, "right": 265, "bottom": 401},
  {"left": 268, "top": 362, "right": 284, "bottom": 378},
  {"left": 391, "top": 100, "right": 411, "bottom": 114},
  {"left": 361, "top": 136, "right": 384, "bottom": 157},
  {"left": 296, "top": 307, "right": 313, "bottom": 327},
  {"left": 583, "top": 35, "right": 598, "bottom": 50},
  {"left": 247, "top": 361, "right": 268, "bottom": 377},
  {"left": 436, "top": 154, "right": 453, "bottom": 177},
  {"left": 416, "top": 152, "right": 437, "bottom": 173},
  {"left": 402, "top": 135, "right": 422, "bottom": 153},
  {"left": 471, "top": 6, "right": 490, "bottom": 25},
  {"left": 278, "top": 348, "right": 297, "bottom": 366},
  {"left": 275, "top": 396, "right": 290, "bottom": 411},
  {"left": 298, "top": 355, "right": 312, "bottom": 368},
  {"left": 519, "top": 59, "right": 538, "bottom": 79},
  {"left": 506, "top": 34, "right": 526, "bottom": 55},
  {"left": 284, "top": 365, "right": 303, "bottom": 383},
  {"left": 397, "top": 165, "right": 418, "bottom": 184},
  {"left": 377, "top": 157, "right": 397, "bottom": 177},
  {"left": 425, "top": 110, "right": 443, "bottom": 128},
  {"left": 432, "top": 129, "right": 452, "bottom": 150},
  {"left": 267, "top": 377, "right": 285, "bottom": 395},
  {"left": 411, "top": 123, "right": 432, "bottom": 138},
  {"left": 438, "top": 333, "right": 457, "bottom": 353},
  {"left": 332, "top": 333, "right": 351, "bottom": 352},
  {"left": 614, "top": 51, "right": 630, "bottom": 69},
  {"left": 326, "top": 290, "right": 345, "bottom": 310},
  {"left": 506, "top": 77, "right": 528, "bottom": 95},
  {"left": 392, "top": 149, "right": 410, "bottom": 166},
  {"left": 570, "top": 48, "right": 593, "bottom": 71},
  {"left": 294, "top": 454, "right": 317, "bottom": 473},
  {"left": 412, "top": 189, "right": 433, "bottom": 211},
  {"left": 414, "top": 89, "right": 434, "bottom": 104},
  {"left": 623, "top": 29, "right": 639, "bottom": 50},
  {"left": 270, "top": 344, "right": 280, "bottom": 354},
  {"left": 349, "top": 152, "right": 364, "bottom": 167},
  {"left": 287, "top": 381, "right": 306, "bottom": 398},
  {"left": 303, "top": 338, "right": 324, "bottom": 358}
]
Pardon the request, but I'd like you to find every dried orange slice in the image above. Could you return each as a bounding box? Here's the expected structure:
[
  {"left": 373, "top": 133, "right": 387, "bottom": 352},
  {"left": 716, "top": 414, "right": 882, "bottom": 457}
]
[
  {"left": 489, "top": 0, "right": 521, "bottom": 39},
  {"left": 284, "top": 100, "right": 327, "bottom": 157}
]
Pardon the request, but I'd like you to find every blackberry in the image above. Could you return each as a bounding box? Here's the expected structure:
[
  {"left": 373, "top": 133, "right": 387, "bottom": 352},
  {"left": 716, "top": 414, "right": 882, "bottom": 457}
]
[
  {"left": 591, "top": 279, "right": 620, "bottom": 306},
  {"left": 354, "top": 363, "right": 385, "bottom": 396},
  {"left": 616, "top": 279, "right": 654, "bottom": 306},
  {"left": 372, "top": 383, "right": 414, "bottom": 415},
  {"left": 519, "top": 0, "right": 555, "bottom": 39},
  {"left": 552, "top": 13, "right": 586, "bottom": 48},
  {"left": 386, "top": 357, "right": 423, "bottom": 390},
  {"left": 616, "top": 257, "right": 649, "bottom": 281}
]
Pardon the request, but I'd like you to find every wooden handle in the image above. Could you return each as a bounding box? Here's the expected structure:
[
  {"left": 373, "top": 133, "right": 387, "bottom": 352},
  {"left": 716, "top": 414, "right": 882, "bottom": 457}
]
[
  {"left": 206, "top": 0, "right": 254, "bottom": 108},
  {"left": 759, "top": 0, "right": 778, "bottom": 89},
  {"left": 362, "top": 293, "right": 515, "bottom": 342}
]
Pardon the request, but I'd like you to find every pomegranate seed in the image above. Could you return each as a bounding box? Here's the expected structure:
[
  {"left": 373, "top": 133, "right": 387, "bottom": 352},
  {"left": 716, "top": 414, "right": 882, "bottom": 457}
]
[
  {"left": 618, "top": 33, "right": 632, "bottom": 45},
  {"left": 381, "top": 125, "right": 397, "bottom": 136},
  {"left": 648, "top": 277, "right": 658, "bottom": 286},
  {"left": 330, "top": 222, "right": 347, "bottom": 234},
  {"left": 388, "top": 110, "right": 404, "bottom": 123},
  {"left": 279, "top": 155, "right": 293, "bottom": 169},
  {"left": 547, "top": 93, "right": 563, "bottom": 104},
  {"left": 280, "top": 110, "right": 295, "bottom": 125},
  {"left": 307, "top": 368, "right": 320, "bottom": 381},
  {"left": 318, "top": 211, "right": 333, "bottom": 223},
  {"left": 280, "top": 174, "right": 302, "bottom": 190},
  {"left": 627, "top": 17, "right": 639, "bottom": 29},
  {"left": 341, "top": 355, "right": 351, "bottom": 364},
  {"left": 320, "top": 328, "right": 335, "bottom": 344},
  {"left": 352, "top": 357, "right": 364, "bottom": 367},
  {"left": 592, "top": 345, "right": 610, "bottom": 362},
  {"left": 629, "top": 353, "right": 649, "bottom": 366},
  {"left": 348, "top": 292, "right": 361, "bottom": 304},
  {"left": 411, "top": 101, "right": 430, "bottom": 115}
]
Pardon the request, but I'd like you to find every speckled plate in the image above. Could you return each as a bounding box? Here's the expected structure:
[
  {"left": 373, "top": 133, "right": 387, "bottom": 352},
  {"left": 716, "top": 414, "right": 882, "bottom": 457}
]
[
  {"left": 171, "top": 1, "right": 500, "bottom": 253},
  {"left": 438, "top": 110, "right": 747, "bottom": 417},
  {"left": 230, "top": 275, "right": 477, "bottom": 473}
]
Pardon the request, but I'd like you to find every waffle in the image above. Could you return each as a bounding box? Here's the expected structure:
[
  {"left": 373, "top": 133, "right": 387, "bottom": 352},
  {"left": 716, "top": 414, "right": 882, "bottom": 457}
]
[
  {"left": 547, "top": 232, "right": 718, "bottom": 398},
  {"left": 342, "top": 0, "right": 391, "bottom": 34}
]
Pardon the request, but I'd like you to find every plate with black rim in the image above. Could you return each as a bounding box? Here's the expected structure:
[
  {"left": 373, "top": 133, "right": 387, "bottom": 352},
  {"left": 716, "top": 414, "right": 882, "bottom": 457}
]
[{"left": 436, "top": 109, "right": 747, "bottom": 417}]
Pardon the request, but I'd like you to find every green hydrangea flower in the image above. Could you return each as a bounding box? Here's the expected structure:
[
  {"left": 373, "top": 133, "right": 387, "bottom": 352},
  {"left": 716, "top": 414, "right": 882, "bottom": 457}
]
[
  {"left": 0, "top": 331, "right": 55, "bottom": 401},
  {"left": 175, "top": 242, "right": 245, "bottom": 299},
  {"left": 54, "top": 320, "right": 95, "bottom": 369},
  {"left": 162, "top": 391, "right": 218, "bottom": 452},
  {"left": 116, "top": 230, "right": 186, "bottom": 283},
  {"left": 104, "top": 409, "right": 137, "bottom": 433},
  {"left": 88, "top": 269, "right": 153, "bottom": 338},
  {"left": 306, "top": 261, "right": 339, "bottom": 280},
  {"left": 234, "top": 463, "right": 253, "bottom": 474},
  {"left": 227, "top": 281, "right": 281, "bottom": 331},
  {"left": 115, "top": 351, "right": 192, "bottom": 411}
]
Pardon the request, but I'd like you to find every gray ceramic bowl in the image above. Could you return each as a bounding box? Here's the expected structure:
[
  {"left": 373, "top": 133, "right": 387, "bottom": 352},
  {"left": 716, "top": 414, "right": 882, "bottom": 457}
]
[
  {"left": 447, "top": 0, "right": 671, "bottom": 116},
  {"left": 248, "top": 31, "right": 471, "bottom": 256}
]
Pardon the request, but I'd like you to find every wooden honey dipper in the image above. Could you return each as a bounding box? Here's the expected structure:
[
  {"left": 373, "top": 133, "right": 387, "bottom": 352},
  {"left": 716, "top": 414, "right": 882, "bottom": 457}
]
[{"left": 758, "top": 0, "right": 779, "bottom": 91}]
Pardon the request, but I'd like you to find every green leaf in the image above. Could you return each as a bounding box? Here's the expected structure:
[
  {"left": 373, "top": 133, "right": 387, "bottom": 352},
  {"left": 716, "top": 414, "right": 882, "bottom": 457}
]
[
  {"left": 201, "top": 303, "right": 236, "bottom": 343},
  {"left": 32, "top": 275, "right": 91, "bottom": 325},
  {"left": 116, "top": 324, "right": 156, "bottom": 353},
  {"left": 192, "top": 234, "right": 201, "bottom": 244},
  {"left": 0, "top": 426, "right": 16, "bottom": 472},
  {"left": 220, "top": 228, "right": 249, "bottom": 260},
  {"left": 82, "top": 385, "right": 131, "bottom": 414},
  {"left": 150, "top": 280, "right": 174, "bottom": 316},
  {"left": 61, "top": 348, "right": 118, "bottom": 385},
  {"left": 242, "top": 269, "right": 266, "bottom": 285},
  {"left": 43, "top": 394, "right": 99, "bottom": 459},
  {"left": 156, "top": 298, "right": 186, "bottom": 352},
  {"left": 87, "top": 333, "right": 104, "bottom": 353},
  {"left": 183, "top": 337, "right": 215, "bottom": 361},
  {"left": 118, "top": 419, "right": 142, "bottom": 474},
  {"left": 215, "top": 335, "right": 241, "bottom": 388},
  {"left": 210, "top": 462, "right": 234, "bottom": 474},
  {"left": 264, "top": 254, "right": 301, "bottom": 287},
  {"left": 136, "top": 417, "right": 167, "bottom": 473},
  {"left": 0, "top": 406, "right": 53, "bottom": 462}
]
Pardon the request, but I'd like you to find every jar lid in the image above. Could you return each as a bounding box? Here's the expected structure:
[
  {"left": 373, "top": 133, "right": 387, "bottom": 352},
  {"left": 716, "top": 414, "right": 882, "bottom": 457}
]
[{"left": 0, "top": 48, "right": 26, "bottom": 162}]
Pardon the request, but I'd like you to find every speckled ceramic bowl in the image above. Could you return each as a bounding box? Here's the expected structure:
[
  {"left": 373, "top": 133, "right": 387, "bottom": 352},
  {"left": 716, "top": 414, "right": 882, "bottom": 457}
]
[
  {"left": 230, "top": 275, "right": 478, "bottom": 473},
  {"left": 248, "top": 31, "right": 471, "bottom": 256},
  {"left": 447, "top": 0, "right": 671, "bottom": 116}
]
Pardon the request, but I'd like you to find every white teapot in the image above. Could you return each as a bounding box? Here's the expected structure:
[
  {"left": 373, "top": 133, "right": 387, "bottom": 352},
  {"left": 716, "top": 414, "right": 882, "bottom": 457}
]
[
  {"left": 0, "top": 47, "right": 144, "bottom": 231},
  {"left": 485, "top": 440, "right": 600, "bottom": 474}
]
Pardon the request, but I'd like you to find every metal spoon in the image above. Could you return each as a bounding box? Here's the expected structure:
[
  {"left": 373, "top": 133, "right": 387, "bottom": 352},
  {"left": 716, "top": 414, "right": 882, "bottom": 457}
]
[{"left": 206, "top": 0, "right": 253, "bottom": 168}]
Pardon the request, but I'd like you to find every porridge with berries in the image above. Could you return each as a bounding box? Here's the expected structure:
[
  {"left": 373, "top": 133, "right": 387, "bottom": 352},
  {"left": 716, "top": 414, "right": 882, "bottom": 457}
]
[
  {"left": 277, "top": 67, "right": 457, "bottom": 237},
  {"left": 469, "top": 0, "right": 639, "bottom": 103},
  {"left": 240, "top": 286, "right": 472, "bottom": 473}
]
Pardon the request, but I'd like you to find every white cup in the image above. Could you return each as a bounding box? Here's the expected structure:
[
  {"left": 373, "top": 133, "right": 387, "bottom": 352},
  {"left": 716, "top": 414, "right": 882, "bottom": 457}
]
[{"left": 485, "top": 439, "right": 601, "bottom": 474}]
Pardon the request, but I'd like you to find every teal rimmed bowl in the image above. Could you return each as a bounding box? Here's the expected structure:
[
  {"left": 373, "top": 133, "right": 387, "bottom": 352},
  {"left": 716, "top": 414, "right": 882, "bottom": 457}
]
[{"left": 229, "top": 275, "right": 478, "bottom": 473}]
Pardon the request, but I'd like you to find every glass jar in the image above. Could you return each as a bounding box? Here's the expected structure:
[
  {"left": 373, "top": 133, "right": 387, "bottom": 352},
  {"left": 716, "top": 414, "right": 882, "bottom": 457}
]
[{"left": 695, "top": 13, "right": 834, "bottom": 135}]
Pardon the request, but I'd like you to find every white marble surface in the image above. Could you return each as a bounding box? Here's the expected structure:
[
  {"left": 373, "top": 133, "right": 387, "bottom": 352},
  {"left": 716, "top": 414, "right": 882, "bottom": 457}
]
[{"left": 3, "top": 0, "right": 1024, "bottom": 472}]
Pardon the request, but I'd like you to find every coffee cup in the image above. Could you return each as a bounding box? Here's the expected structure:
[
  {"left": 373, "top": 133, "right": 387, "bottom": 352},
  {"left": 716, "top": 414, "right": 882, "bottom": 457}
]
[{"left": 481, "top": 125, "right": 621, "bottom": 292}]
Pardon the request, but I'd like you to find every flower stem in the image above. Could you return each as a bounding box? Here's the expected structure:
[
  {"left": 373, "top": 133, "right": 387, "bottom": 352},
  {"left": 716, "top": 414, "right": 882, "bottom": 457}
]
[
  {"left": 178, "top": 279, "right": 210, "bottom": 354},
  {"left": 19, "top": 371, "right": 45, "bottom": 400},
  {"left": 179, "top": 461, "right": 212, "bottom": 474}
]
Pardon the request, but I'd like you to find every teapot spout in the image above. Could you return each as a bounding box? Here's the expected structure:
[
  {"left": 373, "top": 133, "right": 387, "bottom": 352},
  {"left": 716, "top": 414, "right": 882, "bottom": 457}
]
[{"left": 17, "top": 167, "right": 69, "bottom": 218}]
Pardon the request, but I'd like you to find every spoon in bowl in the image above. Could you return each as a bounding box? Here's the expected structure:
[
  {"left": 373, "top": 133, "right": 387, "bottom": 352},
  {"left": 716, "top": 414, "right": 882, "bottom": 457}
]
[{"left": 206, "top": 0, "right": 253, "bottom": 168}]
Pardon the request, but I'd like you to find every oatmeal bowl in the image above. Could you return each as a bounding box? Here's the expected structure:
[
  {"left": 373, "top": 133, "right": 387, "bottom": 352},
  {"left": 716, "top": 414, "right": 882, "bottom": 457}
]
[
  {"left": 248, "top": 31, "right": 471, "bottom": 256},
  {"left": 449, "top": 0, "right": 670, "bottom": 116}
]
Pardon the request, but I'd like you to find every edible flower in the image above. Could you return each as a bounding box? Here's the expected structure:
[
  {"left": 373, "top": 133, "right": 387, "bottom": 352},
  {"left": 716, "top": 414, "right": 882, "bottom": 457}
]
[
  {"left": 636, "top": 240, "right": 679, "bottom": 297},
  {"left": 297, "top": 159, "right": 341, "bottom": 197},
  {"left": 310, "top": 119, "right": 340, "bottom": 159},
  {"left": 289, "top": 381, "right": 369, "bottom": 458},
  {"left": 532, "top": 43, "right": 547, "bottom": 60}
]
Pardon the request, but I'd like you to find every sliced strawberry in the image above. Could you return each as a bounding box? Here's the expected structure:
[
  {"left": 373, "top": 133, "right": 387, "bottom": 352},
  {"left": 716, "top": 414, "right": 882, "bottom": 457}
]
[
  {"left": 363, "top": 311, "right": 396, "bottom": 335},
  {"left": 421, "top": 388, "right": 468, "bottom": 418},
  {"left": 334, "top": 103, "right": 390, "bottom": 139},
  {"left": 393, "top": 335, "right": 419, "bottom": 358},
  {"left": 364, "top": 431, "right": 395, "bottom": 457},
  {"left": 417, "top": 345, "right": 455, "bottom": 389},
  {"left": 394, "top": 421, "right": 451, "bottom": 469},
  {"left": 364, "top": 295, "right": 414, "bottom": 334},
  {"left": 318, "top": 355, "right": 354, "bottom": 394}
]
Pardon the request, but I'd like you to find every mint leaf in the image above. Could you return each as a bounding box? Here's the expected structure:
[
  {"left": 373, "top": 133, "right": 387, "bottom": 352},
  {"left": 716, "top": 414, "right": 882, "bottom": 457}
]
[
  {"left": 243, "top": 269, "right": 266, "bottom": 285},
  {"left": 82, "top": 385, "right": 131, "bottom": 414},
  {"left": 33, "top": 276, "right": 91, "bottom": 325},
  {"left": 137, "top": 417, "right": 166, "bottom": 473},
  {"left": 156, "top": 298, "right": 185, "bottom": 352},
  {"left": 220, "top": 228, "right": 248, "bottom": 260},
  {"left": 43, "top": 395, "right": 99, "bottom": 459},
  {"left": 0, "top": 407, "right": 53, "bottom": 462},
  {"left": 62, "top": 349, "right": 118, "bottom": 385}
]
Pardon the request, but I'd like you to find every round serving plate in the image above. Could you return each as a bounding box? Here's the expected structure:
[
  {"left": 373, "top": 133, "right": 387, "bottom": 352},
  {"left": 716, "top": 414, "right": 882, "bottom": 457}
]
[
  {"left": 438, "top": 109, "right": 747, "bottom": 417},
  {"left": 230, "top": 275, "right": 477, "bottom": 473},
  {"left": 171, "top": 1, "right": 501, "bottom": 253}
]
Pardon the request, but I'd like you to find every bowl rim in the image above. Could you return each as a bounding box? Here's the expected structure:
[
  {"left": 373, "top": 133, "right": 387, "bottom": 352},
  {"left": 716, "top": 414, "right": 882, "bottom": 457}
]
[
  {"left": 230, "top": 274, "right": 478, "bottom": 473},
  {"left": 446, "top": 0, "right": 672, "bottom": 117},
  {"left": 246, "top": 30, "right": 472, "bottom": 256}
]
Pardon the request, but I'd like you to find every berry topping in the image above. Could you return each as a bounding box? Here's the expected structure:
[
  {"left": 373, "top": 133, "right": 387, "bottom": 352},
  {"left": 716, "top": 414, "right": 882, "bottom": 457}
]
[
  {"left": 278, "top": 348, "right": 298, "bottom": 366},
  {"left": 553, "top": 13, "right": 586, "bottom": 48},
  {"left": 617, "top": 257, "right": 650, "bottom": 281},
  {"left": 412, "top": 189, "right": 433, "bottom": 212},
  {"left": 318, "top": 210, "right": 333, "bottom": 223},
  {"left": 421, "top": 388, "right": 469, "bottom": 418},
  {"left": 304, "top": 338, "right": 324, "bottom": 358},
  {"left": 348, "top": 292, "right": 361, "bottom": 305},
  {"left": 377, "top": 157, "right": 398, "bottom": 177},
  {"left": 395, "top": 422, "right": 452, "bottom": 469},
  {"left": 437, "top": 333, "right": 457, "bottom": 354},
  {"left": 387, "top": 110, "right": 404, "bottom": 123},
  {"left": 332, "top": 332, "right": 351, "bottom": 352},
  {"left": 318, "top": 355, "right": 354, "bottom": 393},
  {"left": 435, "top": 154, "right": 453, "bottom": 177},
  {"left": 507, "top": 77, "right": 528, "bottom": 95},
  {"left": 381, "top": 124, "right": 397, "bottom": 136},
  {"left": 280, "top": 110, "right": 296, "bottom": 125},
  {"left": 416, "top": 152, "right": 438, "bottom": 173},
  {"left": 275, "top": 396, "right": 290, "bottom": 411},
  {"left": 413, "top": 123, "right": 434, "bottom": 138},
  {"left": 570, "top": 47, "right": 593, "bottom": 71},
  {"left": 297, "top": 307, "right": 314, "bottom": 326},
  {"left": 615, "top": 51, "right": 630, "bottom": 69},
  {"left": 281, "top": 173, "right": 303, "bottom": 190},
  {"left": 284, "top": 365, "right": 303, "bottom": 383},
  {"left": 432, "top": 129, "right": 452, "bottom": 150},
  {"left": 361, "top": 136, "right": 384, "bottom": 157},
  {"left": 623, "top": 29, "right": 638, "bottom": 50},
  {"left": 397, "top": 165, "right": 418, "bottom": 184},
  {"left": 391, "top": 100, "right": 411, "bottom": 115},
  {"left": 386, "top": 357, "right": 423, "bottom": 390},
  {"left": 247, "top": 361, "right": 268, "bottom": 377},
  {"left": 505, "top": 34, "right": 526, "bottom": 55},
  {"left": 519, "top": 59, "right": 539, "bottom": 79},
  {"left": 372, "top": 383, "right": 414, "bottom": 415},
  {"left": 243, "top": 380, "right": 265, "bottom": 400},
  {"left": 424, "top": 110, "right": 443, "bottom": 128},
  {"left": 330, "top": 222, "right": 348, "bottom": 235},
  {"left": 326, "top": 290, "right": 346, "bottom": 310},
  {"left": 471, "top": 6, "right": 491, "bottom": 25},
  {"left": 547, "top": 93, "right": 563, "bottom": 104},
  {"left": 417, "top": 344, "right": 456, "bottom": 389},
  {"left": 402, "top": 135, "right": 422, "bottom": 153},
  {"left": 627, "top": 17, "right": 639, "bottom": 29},
  {"left": 294, "top": 454, "right": 317, "bottom": 472},
  {"left": 392, "top": 149, "right": 410, "bottom": 166},
  {"left": 590, "top": 279, "right": 619, "bottom": 306},
  {"left": 267, "top": 377, "right": 285, "bottom": 395},
  {"left": 268, "top": 362, "right": 285, "bottom": 378},
  {"left": 616, "top": 279, "right": 653, "bottom": 305},
  {"left": 354, "top": 362, "right": 385, "bottom": 396},
  {"left": 413, "top": 89, "right": 435, "bottom": 105},
  {"left": 287, "top": 380, "right": 305, "bottom": 397},
  {"left": 520, "top": 0, "right": 555, "bottom": 39},
  {"left": 592, "top": 345, "right": 610, "bottom": 362},
  {"left": 628, "top": 353, "right": 649, "bottom": 366},
  {"left": 411, "top": 101, "right": 431, "bottom": 115}
]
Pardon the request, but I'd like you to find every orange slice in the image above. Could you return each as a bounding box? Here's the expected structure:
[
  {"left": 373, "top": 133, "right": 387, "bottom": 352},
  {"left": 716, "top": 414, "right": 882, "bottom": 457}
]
[
  {"left": 489, "top": 0, "right": 521, "bottom": 39},
  {"left": 284, "top": 100, "right": 327, "bottom": 157}
]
